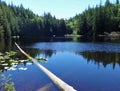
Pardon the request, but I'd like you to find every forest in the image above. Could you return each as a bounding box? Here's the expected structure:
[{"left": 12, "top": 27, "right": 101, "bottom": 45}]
[
  {"left": 69, "top": 0, "right": 120, "bottom": 39},
  {"left": 0, "top": 0, "right": 120, "bottom": 39},
  {"left": 0, "top": 1, "right": 72, "bottom": 38}
]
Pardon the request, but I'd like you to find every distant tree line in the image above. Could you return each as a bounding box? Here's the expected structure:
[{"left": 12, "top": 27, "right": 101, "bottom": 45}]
[
  {"left": 0, "top": 2, "right": 72, "bottom": 38},
  {"left": 68, "top": 0, "right": 120, "bottom": 39},
  {"left": 0, "top": 0, "right": 120, "bottom": 39}
]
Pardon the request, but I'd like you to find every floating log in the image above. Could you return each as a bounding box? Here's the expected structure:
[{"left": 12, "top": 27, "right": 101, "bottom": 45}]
[{"left": 15, "top": 42, "right": 77, "bottom": 91}]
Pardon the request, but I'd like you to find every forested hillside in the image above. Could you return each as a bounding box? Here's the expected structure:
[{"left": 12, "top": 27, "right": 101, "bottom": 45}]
[
  {"left": 0, "top": 0, "right": 120, "bottom": 39},
  {"left": 0, "top": 1, "right": 72, "bottom": 38},
  {"left": 69, "top": 0, "right": 120, "bottom": 39}
]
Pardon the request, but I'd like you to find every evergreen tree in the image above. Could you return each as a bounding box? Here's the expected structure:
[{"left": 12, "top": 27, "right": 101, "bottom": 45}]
[
  {"left": 105, "top": 0, "right": 111, "bottom": 6},
  {"left": 1, "top": 0, "right": 120, "bottom": 40},
  {"left": 116, "top": 0, "right": 119, "bottom": 4}
]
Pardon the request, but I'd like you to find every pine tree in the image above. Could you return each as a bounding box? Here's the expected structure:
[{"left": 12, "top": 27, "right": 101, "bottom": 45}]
[
  {"left": 116, "top": 0, "right": 119, "bottom": 4},
  {"left": 105, "top": 0, "right": 111, "bottom": 6}
]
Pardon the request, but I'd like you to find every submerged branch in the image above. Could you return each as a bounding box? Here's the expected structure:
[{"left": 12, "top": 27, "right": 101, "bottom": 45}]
[{"left": 15, "top": 42, "right": 77, "bottom": 91}]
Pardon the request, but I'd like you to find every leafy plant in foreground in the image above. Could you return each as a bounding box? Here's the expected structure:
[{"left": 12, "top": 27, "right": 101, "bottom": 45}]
[{"left": 0, "top": 74, "right": 16, "bottom": 91}]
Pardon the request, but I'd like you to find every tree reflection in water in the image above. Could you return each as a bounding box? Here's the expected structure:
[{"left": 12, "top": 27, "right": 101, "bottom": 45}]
[
  {"left": 77, "top": 51, "right": 120, "bottom": 69},
  {"left": 25, "top": 47, "right": 120, "bottom": 70},
  {"left": 1, "top": 38, "right": 120, "bottom": 71}
]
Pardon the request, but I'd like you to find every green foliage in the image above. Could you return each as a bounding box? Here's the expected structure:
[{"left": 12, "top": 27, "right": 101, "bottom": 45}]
[
  {"left": 8, "top": 59, "right": 15, "bottom": 64},
  {"left": 0, "top": 1, "right": 72, "bottom": 38},
  {"left": 27, "top": 58, "right": 32, "bottom": 62},
  {"left": 0, "top": 74, "right": 16, "bottom": 91},
  {"left": 0, "top": 51, "right": 48, "bottom": 72},
  {"left": 68, "top": 0, "right": 120, "bottom": 39},
  {"left": 1, "top": 0, "right": 120, "bottom": 39},
  {"left": 36, "top": 57, "right": 47, "bottom": 62},
  {"left": 5, "top": 51, "right": 16, "bottom": 57}
]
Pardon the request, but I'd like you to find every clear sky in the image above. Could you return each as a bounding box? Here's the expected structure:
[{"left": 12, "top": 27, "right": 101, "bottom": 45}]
[{"left": 2, "top": 0, "right": 116, "bottom": 19}]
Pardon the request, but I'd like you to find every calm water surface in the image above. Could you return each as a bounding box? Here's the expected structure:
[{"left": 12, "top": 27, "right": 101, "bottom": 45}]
[{"left": 1, "top": 38, "right": 120, "bottom": 91}]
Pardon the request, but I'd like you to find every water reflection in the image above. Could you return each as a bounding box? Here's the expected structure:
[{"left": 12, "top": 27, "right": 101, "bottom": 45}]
[
  {"left": 1, "top": 38, "right": 120, "bottom": 91},
  {"left": 0, "top": 38, "right": 21, "bottom": 52},
  {"left": 24, "top": 47, "right": 120, "bottom": 70},
  {"left": 77, "top": 51, "right": 120, "bottom": 69},
  {"left": 1, "top": 38, "right": 120, "bottom": 71}
]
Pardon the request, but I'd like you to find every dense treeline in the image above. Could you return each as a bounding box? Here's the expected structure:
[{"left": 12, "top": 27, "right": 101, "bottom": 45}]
[
  {"left": 1, "top": 0, "right": 120, "bottom": 39},
  {"left": 0, "top": 2, "right": 35, "bottom": 38},
  {"left": 20, "top": 12, "right": 72, "bottom": 38},
  {"left": 0, "top": 1, "right": 72, "bottom": 38},
  {"left": 69, "top": 0, "right": 120, "bottom": 38}
]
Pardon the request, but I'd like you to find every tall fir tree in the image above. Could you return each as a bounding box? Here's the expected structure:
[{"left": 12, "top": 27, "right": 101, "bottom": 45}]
[{"left": 116, "top": 0, "right": 119, "bottom": 4}]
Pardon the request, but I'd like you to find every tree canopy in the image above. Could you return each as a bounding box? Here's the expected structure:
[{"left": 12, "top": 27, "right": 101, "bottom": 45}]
[
  {"left": 69, "top": 0, "right": 120, "bottom": 39},
  {"left": 0, "top": 1, "right": 72, "bottom": 38},
  {"left": 0, "top": 0, "right": 120, "bottom": 39}
]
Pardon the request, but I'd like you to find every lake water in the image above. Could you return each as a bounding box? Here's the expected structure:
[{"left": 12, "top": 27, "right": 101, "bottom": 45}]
[{"left": 0, "top": 38, "right": 120, "bottom": 91}]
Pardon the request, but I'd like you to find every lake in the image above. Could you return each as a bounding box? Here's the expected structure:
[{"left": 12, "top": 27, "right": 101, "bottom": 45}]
[{"left": 0, "top": 37, "right": 120, "bottom": 91}]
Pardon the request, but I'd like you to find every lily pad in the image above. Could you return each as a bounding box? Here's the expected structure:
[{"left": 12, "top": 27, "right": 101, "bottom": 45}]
[
  {"left": 8, "top": 67, "right": 17, "bottom": 71},
  {"left": 2, "top": 63, "right": 8, "bottom": 66},
  {"left": 4, "top": 56, "right": 10, "bottom": 60},
  {"left": 18, "top": 67, "right": 28, "bottom": 71},
  {"left": 0, "top": 56, "right": 4, "bottom": 60},
  {"left": 0, "top": 52, "right": 4, "bottom": 56},
  {"left": 9, "top": 59, "right": 15, "bottom": 63}
]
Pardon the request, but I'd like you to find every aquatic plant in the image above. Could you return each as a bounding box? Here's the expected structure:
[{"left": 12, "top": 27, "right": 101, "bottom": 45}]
[
  {"left": 5, "top": 51, "right": 17, "bottom": 57},
  {"left": 0, "top": 50, "right": 48, "bottom": 91},
  {"left": 0, "top": 51, "right": 47, "bottom": 71},
  {"left": 0, "top": 74, "right": 16, "bottom": 91},
  {"left": 36, "top": 57, "right": 48, "bottom": 62}
]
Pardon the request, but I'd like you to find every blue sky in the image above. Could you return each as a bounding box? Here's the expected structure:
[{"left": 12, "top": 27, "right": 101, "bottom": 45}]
[{"left": 2, "top": 0, "right": 116, "bottom": 19}]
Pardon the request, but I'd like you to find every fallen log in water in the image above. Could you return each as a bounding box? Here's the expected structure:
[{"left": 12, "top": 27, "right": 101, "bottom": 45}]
[{"left": 15, "top": 42, "right": 77, "bottom": 91}]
